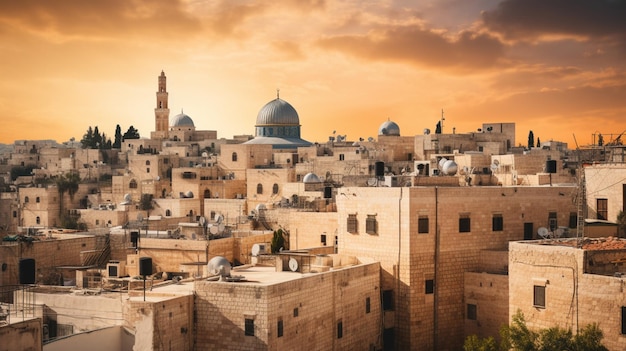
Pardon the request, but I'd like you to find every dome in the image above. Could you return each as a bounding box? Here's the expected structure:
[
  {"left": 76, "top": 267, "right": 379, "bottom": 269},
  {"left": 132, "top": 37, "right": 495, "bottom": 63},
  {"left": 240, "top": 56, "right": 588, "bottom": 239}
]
[
  {"left": 256, "top": 98, "right": 300, "bottom": 126},
  {"left": 302, "top": 172, "right": 322, "bottom": 184},
  {"left": 171, "top": 112, "right": 195, "bottom": 127},
  {"left": 378, "top": 119, "right": 400, "bottom": 136}
]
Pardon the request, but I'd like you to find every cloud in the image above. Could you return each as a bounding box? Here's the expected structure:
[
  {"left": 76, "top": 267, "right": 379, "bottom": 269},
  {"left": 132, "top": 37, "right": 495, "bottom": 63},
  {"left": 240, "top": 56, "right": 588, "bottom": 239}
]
[
  {"left": 316, "top": 24, "right": 506, "bottom": 72},
  {"left": 482, "top": 0, "right": 626, "bottom": 42},
  {"left": 0, "top": 0, "right": 203, "bottom": 41}
]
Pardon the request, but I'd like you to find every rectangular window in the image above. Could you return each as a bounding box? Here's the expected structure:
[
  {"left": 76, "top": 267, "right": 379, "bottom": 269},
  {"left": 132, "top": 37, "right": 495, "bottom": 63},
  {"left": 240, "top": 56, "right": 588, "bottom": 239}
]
[
  {"left": 366, "top": 297, "right": 371, "bottom": 314},
  {"left": 459, "top": 214, "right": 471, "bottom": 233},
  {"left": 467, "top": 304, "right": 477, "bottom": 320},
  {"left": 347, "top": 214, "right": 358, "bottom": 233},
  {"left": 321, "top": 234, "right": 327, "bottom": 246},
  {"left": 492, "top": 214, "right": 503, "bottom": 231},
  {"left": 425, "top": 279, "right": 434, "bottom": 294},
  {"left": 597, "top": 199, "right": 608, "bottom": 220},
  {"left": 569, "top": 212, "right": 577, "bottom": 229},
  {"left": 339, "top": 154, "right": 345, "bottom": 161},
  {"left": 293, "top": 308, "right": 299, "bottom": 317},
  {"left": 366, "top": 215, "right": 377, "bottom": 234},
  {"left": 277, "top": 319, "right": 283, "bottom": 338},
  {"left": 382, "top": 290, "right": 394, "bottom": 311},
  {"left": 245, "top": 318, "right": 254, "bottom": 336},
  {"left": 548, "top": 212, "right": 557, "bottom": 231},
  {"left": 418, "top": 216, "right": 429, "bottom": 234},
  {"left": 337, "top": 320, "right": 343, "bottom": 339},
  {"left": 621, "top": 306, "right": 626, "bottom": 335},
  {"left": 533, "top": 285, "right": 546, "bottom": 308}
]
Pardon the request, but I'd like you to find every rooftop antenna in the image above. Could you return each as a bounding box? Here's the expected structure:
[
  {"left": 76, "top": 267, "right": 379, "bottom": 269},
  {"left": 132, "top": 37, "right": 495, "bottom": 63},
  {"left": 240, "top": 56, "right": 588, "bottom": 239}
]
[
  {"left": 440, "top": 109, "right": 445, "bottom": 134},
  {"left": 276, "top": 88, "right": 280, "bottom": 99},
  {"left": 573, "top": 134, "right": 585, "bottom": 247}
]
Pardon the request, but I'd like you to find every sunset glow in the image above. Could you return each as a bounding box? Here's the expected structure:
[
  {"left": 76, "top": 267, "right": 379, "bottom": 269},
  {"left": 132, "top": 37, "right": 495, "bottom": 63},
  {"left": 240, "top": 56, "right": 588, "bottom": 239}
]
[{"left": 1, "top": 0, "right": 625, "bottom": 146}]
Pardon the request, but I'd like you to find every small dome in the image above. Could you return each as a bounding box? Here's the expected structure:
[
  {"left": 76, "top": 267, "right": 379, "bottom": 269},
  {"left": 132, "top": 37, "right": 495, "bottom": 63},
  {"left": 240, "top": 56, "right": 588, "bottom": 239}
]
[
  {"left": 171, "top": 112, "right": 195, "bottom": 127},
  {"left": 378, "top": 119, "right": 400, "bottom": 136},
  {"left": 256, "top": 98, "right": 300, "bottom": 126},
  {"left": 303, "top": 172, "right": 322, "bottom": 184}
]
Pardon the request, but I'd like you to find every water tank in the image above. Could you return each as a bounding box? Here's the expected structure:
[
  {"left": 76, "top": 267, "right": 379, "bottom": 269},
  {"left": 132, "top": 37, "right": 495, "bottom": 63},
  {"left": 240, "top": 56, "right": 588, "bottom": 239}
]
[
  {"left": 442, "top": 160, "right": 458, "bottom": 175},
  {"left": 375, "top": 161, "right": 385, "bottom": 177},
  {"left": 207, "top": 256, "right": 231, "bottom": 276},
  {"left": 546, "top": 160, "right": 557, "bottom": 173}
]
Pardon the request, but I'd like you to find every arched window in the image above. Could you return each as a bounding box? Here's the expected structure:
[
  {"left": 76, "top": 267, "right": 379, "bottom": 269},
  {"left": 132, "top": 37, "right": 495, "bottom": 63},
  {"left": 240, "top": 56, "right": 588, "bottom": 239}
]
[
  {"left": 272, "top": 183, "right": 279, "bottom": 194},
  {"left": 232, "top": 152, "right": 238, "bottom": 162},
  {"left": 36, "top": 197, "right": 40, "bottom": 203},
  {"left": 165, "top": 209, "right": 171, "bottom": 217},
  {"left": 146, "top": 160, "right": 151, "bottom": 166},
  {"left": 36, "top": 216, "right": 40, "bottom": 225},
  {"left": 204, "top": 189, "right": 211, "bottom": 198},
  {"left": 24, "top": 196, "right": 29, "bottom": 203},
  {"left": 129, "top": 179, "right": 138, "bottom": 189},
  {"left": 189, "top": 210, "right": 194, "bottom": 219},
  {"left": 257, "top": 184, "right": 263, "bottom": 194}
]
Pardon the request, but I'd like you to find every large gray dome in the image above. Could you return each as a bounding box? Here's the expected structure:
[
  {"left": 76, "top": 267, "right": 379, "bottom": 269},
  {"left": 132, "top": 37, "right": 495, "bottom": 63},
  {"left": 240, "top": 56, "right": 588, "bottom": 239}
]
[
  {"left": 378, "top": 119, "right": 400, "bottom": 136},
  {"left": 256, "top": 98, "right": 300, "bottom": 126},
  {"left": 171, "top": 112, "right": 195, "bottom": 127}
]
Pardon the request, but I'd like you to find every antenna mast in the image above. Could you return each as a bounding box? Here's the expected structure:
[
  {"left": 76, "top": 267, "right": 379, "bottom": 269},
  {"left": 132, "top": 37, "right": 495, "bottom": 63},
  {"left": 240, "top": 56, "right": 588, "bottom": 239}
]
[{"left": 573, "top": 134, "right": 585, "bottom": 246}]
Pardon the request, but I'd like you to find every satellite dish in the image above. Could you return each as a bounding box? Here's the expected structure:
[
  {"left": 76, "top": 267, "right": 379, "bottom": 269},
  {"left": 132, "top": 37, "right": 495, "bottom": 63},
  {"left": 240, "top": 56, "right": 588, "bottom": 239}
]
[
  {"left": 215, "top": 214, "right": 224, "bottom": 224},
  {"left": 289, "top": 258, "right": 299, "bottom": 272},
  {"left": 251, "top": 243, "right": 266, "bottom": 257},
  {"left": 537, "top": 227, "right": 549, "bottom": 239},
  {"left": 218, "top": 223, "right": 225, "bottom": 233},
  {"left": 490, "top": 163, "right": 499, "bottom": 172},
  {"left": 554, "top": 228, "right": 564, "bottom": 238},
  {"left": 202, "top": 152, "right": 208, "bottom": 158},
  {"left": 367, "top": 178, "right": 377, "bottom": 186},
  {"left": 209, "top": 225, "right": 218, "bottom": 235},
  {"left": 155, "top": 176, "right": 160, "bottom": 181},
  {"left": 184, "top": 191, "right": 194, "bottom": 198},
  {"left": 207, "top": 256, "right": 231, "bottom": 277},
  {"left": 493, "top": 159, "right": 500, "bottom": 166},
  {"left": 120, "top": 193, "right": 132, "bottom": 205}
]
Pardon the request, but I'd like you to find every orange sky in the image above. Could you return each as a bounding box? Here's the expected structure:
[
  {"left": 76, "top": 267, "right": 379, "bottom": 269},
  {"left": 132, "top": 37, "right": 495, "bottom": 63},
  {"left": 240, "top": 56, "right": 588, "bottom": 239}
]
[{"left": 1, "top": 0, "right": 625, "bottom": 147}]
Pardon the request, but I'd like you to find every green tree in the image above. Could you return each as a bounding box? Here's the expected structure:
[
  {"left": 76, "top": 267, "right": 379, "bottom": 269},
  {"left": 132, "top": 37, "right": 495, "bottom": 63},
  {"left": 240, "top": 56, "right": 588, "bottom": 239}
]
[
  {"left": 123, "top": 126, "right": 140, "bottom": 140},
  {"left": 528, "top": 131, "right": 534, "bottom": 149},
  {"left": 536, "top": 137, "right": 541, "bottom": 148},
  {"left": 139, "top": 193, "right": 154, "bottom": 214},
  {"left": 113, "top": 124, "right": 122, "bottom": 148},
  {"left": 55, "top": 172, "right": 80, "bottom": 228},
  {"left": 271, "top": 228, "right": 285, "bottom": 253},
  {"left": 572, "top": 323, "right": 608, "bottom": 351},
  {"left": 81, "top": 126, "right": 95, "bottom": 148},
  {"left": 10, "top": 164, "right": 37, "bottom": 181},
  {"left": 463, "top": 335, "right": 498, "bottom": 351},
  {"left": 598, "top": 133, "right": 604, "bottom": 146}
]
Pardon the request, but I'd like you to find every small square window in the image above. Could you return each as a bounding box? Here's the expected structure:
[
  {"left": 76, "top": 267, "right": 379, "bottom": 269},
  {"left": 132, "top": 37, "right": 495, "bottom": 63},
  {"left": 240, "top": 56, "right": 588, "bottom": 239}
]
[
  {"left": 425, "top": 279, "right": 434, "bottom": 294},
  {"left": 467, "top": 304, "right": 477, "bottom": 320},
  {"left": 533, "top": 285, "right": 546, "bottom": 308},
  {"left": 418, "top": 216, "right": 429, "bottom": 234},
  {"left": 245, "top": 318, "right": 254, "bottom": 336}
]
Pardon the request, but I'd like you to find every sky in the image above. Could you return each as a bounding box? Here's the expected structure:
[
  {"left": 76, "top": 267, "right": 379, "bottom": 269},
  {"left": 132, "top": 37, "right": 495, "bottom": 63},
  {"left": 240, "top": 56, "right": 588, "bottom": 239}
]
[{"left": 1, "top": 0, "right": 625, "bottom": 147}]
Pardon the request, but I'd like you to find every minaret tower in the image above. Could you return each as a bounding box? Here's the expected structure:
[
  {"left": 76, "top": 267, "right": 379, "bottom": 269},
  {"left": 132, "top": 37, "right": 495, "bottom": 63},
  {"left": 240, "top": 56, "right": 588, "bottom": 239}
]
[{"left": 154, "top": 70, "right": 170, "bottom": 138}]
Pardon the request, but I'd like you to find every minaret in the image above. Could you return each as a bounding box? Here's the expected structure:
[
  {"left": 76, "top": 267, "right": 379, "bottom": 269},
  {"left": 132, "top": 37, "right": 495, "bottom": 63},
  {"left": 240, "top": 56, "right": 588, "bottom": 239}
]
[{"left": 154, "top": 70, "right": 170, "bottom": 135}]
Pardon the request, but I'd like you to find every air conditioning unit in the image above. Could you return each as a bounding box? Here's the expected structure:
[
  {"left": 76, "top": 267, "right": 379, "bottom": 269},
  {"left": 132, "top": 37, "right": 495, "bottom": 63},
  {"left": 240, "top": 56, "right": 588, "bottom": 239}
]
[{"left": 106, "top": 261, "right": 126, "bottom": 278}]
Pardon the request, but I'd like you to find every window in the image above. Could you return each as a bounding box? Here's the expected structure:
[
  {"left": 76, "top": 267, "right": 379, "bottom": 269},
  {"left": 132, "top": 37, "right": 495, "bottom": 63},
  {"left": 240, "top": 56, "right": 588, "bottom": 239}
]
[
  {"left": 621, "top": 306, "right": 626, "bottom": 335},
  {"left": 533, "top": 285, "right": 546, "bottom": 308},
  {"left": 36, "top": 197, "right": 40, "bottom": 203},
  {"left": 277, "top": 319, "right": 283, "bottom": 338},
  {"left": 467, "top": 304, "right": 477, "bottom": 320},
  {"left": 383, "top": 290, "right": 394, "bottom": 310},
  {"left": 96, "top": 220, "right": 100, "bottom": 225},
  {"left": 129, "top": 180, "right": 138, "bottom": 189},
  {"left": 366, "top": 297, "right": 371, "bottom": 314},
  {"left": 146, "top": 160, "right": 150, "bottom": 165},
  {"left": 272, "top": 183, "right": 279, "bottom": 195},
  {"left": 569, "top": 212, "right": 577, "bottom": 229},
  {"left": 366, "top": 215, "right": 377, "bottom": 234},
  {"left": 24, "top": 196, "right": 29, "bottom": 203},
  {"left": 339, "top": 154, "right": 345, "bottom": 161},
  {"left": 244, "top": 318, "right": 254, "bottom": 336},
  {"left": 165, "top": 209, "right": 171, "bottom": 217},
  {"left": 256, "top": 184, "right": 263, "bottom": 194},
  {"left": 146, "top": 168, "right": 150, "bottom": 173},
  {"left": 459, "top": 214, "right": 471, "bottom": 233},
  {"left": 36, "top": 216, "right": 40, "bottom": 225},
  {"left": 232, "top": 152, "right": 238, "bottom": 162},
  {"left": 321, "top": 234, "right": 327, "bottom": 246},
  {"left": 204, "top": 189, "right": 211, "bottom": 198},
  {"left": 347, "top": 214, "right": 358, "bottom": 233},
  {"left": 337, "top": 320, "right": 343, "bottom": 339},
  {"left": 13, "top": 211, "right": 17, "bottom": 218},
  {"left": 597, "top": 199, "right": 608, "bottom": 220},
  {"left": 418, "top": 216, "right": 429, "bottom": 233},
  {"left": 425, "top": 279, "right": 434, "bottom": 294},
  {"left": 492, "top": 214, "right": 503, "bottom": 231},
  {"left": 293, "top": 308, "right": 299, "bottom": 317},
  {"left": 548, "top": 212, "right": 557, "bottom": 231}
]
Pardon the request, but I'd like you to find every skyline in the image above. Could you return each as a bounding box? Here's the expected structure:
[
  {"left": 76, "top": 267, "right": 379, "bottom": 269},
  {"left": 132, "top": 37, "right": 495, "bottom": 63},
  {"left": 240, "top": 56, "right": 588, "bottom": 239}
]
[{"left": 1, "top": 0, "right": 625, "bottom": 146}]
